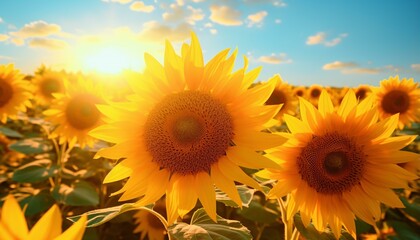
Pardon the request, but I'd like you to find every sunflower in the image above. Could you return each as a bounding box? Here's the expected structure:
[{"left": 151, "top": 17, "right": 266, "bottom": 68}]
[
  {"left": 373, "top": 75, "right": 420, "bottom": 130},
  {"left": 264, "top": 75, "right": 298, "bottom": 121},
  {"left": 0, "top": 195, "right": 87, "bottom": 240},
  {"left": 292, "top": 86, "right": 306, "bottom": 98},
  {"left": 0, "top": 64, "right": 32, "bottom": 123},
  {"left": 257, "top": 90, "right": 419, "bottom": 238},
  {"left": 44, "top": 78, "right": 105, "bottom": 148},
  {"left": 307, "top": 84, "right": 323, "bottom": 107},
  {"left": 133, "top": 201, "right": 167, "bottom": 240},
  {"left": 354, "top": 84, "right": 371, "bottom": 101},
  {"left": 32, "top": 68, "right": 66, "bottom": 105},
  {"left": 90, "top": 32, "right": 285, "bottom": 224}
]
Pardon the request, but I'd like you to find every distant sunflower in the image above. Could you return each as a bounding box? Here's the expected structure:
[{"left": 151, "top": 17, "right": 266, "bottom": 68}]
[
  {"left": 32, "top": 69, "right": 65, "bottom": 105},
  {"left": 308, "top": 84, "right": 323, "bottom": 107},
  {"left": 258, "top": 90, "right": 419, "bottom": 238},
  {"left": 0, "top": 64, "right": 32, "bottom": 123},
  {"left": 373, "top": 75, "right": 420, "bottom": 129},
  {"left": 44, "top": 78, "right": 105, "bottom": 148},
  {"left": 292, "top": 86, "right": 306, "bottom": 98},
  {"left": 133, "top": 201, "right": 167, "bottom": 240},
  {"left": 354, "top": 84, "right": 371, "bottom": 101},
  {"left": 264, "top": 75, "right": 298, "bottom": 121},
  {"left": 90, "top": 33, "right": 284, "bottom": 224}
]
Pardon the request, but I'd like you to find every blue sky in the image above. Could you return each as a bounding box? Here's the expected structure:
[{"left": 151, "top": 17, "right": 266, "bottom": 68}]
[{"left": 0, "top": 0, "right": 419, "bottom": 87}]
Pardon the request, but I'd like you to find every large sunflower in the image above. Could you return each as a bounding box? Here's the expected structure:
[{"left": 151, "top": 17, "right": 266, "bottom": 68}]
[
  {"left": 264, "top": 75, "right": 298, "bottom": 121},
  {"left": 32, "top": 68, "right": 66, "bottom": 105},
  {"left": 258, "top": 90, "right": 419, "bottom": 238},
  {"left": 44, "top": 78, "right": 105, "bottom": 148},
  {"left": 0, "top": 64, "right": 32, "bottom": 123},
  {"left": 90, "top": 33, "right": 285, "bottom": 224},
  {"left": 373, "top": 75, "right": 420, "bottom": 130}
]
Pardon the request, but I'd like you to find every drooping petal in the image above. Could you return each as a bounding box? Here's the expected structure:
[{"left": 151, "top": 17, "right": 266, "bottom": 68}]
[
  {"left": 195, "top": 172, "right": 217, "bottom": 221},
  {"left": 27, "top": 205, "right": 62, "bottom": 240}
]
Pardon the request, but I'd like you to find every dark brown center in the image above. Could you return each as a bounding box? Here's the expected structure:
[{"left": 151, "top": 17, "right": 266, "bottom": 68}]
[
  {"left": 144, "top": 90, "right": 233, "bottom": 175},
  {"left": 381, "top": 90, "right": 410, "bottom": 114},
  {"left": 40, "top": 78, "right": 62, "bottom": 99},
  {"left": 297, "top": 132, "right": 365, "bottom": 194},
  {"left": 295, "top": 89, "right": 304, "bottom": 97},
  {"left": 310, "top": 88, "right": 321, "bottom": 99},
  {"left": 0, "top": 79, "right": 13, "bottom": 107},
  {"left": 355, "top": 88, "right": 368, "bottom": 100},
  {"left": 65, "top": 94, "right": 101, "bottom": 130}
]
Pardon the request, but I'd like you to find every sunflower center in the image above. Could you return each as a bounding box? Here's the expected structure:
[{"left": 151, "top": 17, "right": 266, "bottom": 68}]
[
  {"left": 40, "top": 78, "right": 61, "bottom": 98},
  {"left": 0, "top": 79, "right": 13, "bottom": 107},
  {"left": 144, "top": 90, "right": 233, "bottom": 175},
  {"left": 295, "top": 89, "right": 304, "bottom": 97},
  {"left": 310, "top": 88, "right": 321, "bottom": 98},
  {"left": 65, "top": 94, "right": 101, "bottom": 130},
  {"left": 147, "top": 205, "right": 166, "bottom": 230},
  {"left": 297, "top": 132, "right": 365, "bottom": 194},
  {"left": 355, "top": 89, "right": 367, "bottom": 100},
  {"left": 381, "top": 90, "right": 410, "bottom": 114},
  {"left": 266, "top": 89, "right": 287, "bottom": 105}
]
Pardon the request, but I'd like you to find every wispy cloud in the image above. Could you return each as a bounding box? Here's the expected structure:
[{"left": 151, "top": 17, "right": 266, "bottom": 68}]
[
  {"left": 247, "top": 11, "right": 268, "bottom": 27},
  {"left": 306, "top": 32, "right": 348, "bottom": 47},
  {"left": 0, "top": 34, "right": 9, "bottom": 41},
  {"left": 130, "top": 1, "right": 155, "bottom": 12},
  {"left": 186, "top": 6, "right": 205, "bottom": 25},
  {"left": 10, "top": 20, "right": 62, "bottom": 38},
  {"left": 411, "top": 63, "right": 420, "bottom": 72},
  {"left": 138, "top": 21, "right": 191, "bottom": 42},
  {"left": 257, "top": 53, "right": 292, "bottom": 64},
  {"left": 322, "top": 60, "right": 395, "bottom": 75},
  {"left": 28, "top": 38, "right": 68, "bottom": 50},
  {"left": 162, "top": 3, "right": 185, "bottom": 22},
  {"left": 275, "top": 19, "right": 282, "bottom": 24},
  {"left": 102, "top": 0, "right": 132, "bottom": 4},
  {"left": 162, "top": 4, "right": 204, "bottom": 25},
  {"left": 322, "top": 61, "right": 357, "bottom": 70},
  {"left": 0, "top": 17, "right": 3, "bottom": 23},
  {"left": 0, "top": 55, "right": 13, "bottom": 60},
  {"left": 210, "top": 5, "right": 242, "bottom": 26},
  {"left": 243, "top": 0, "right": 286, "bottom": 7}
]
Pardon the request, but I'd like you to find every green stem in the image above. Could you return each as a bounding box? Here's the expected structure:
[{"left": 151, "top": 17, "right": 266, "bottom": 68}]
[{"left": 278, "top": 195, "right": 293, "bottom": 240}]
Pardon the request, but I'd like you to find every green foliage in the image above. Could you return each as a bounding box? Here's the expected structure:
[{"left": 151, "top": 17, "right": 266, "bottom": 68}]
[
  {"left": 215, "top": 185, "right": 255, "bottom": 208},
  {"left": 12, "top": 159, "right": 58, "bottom": 183},
  {"left": 52, "top": 180, "right": 100, "bottom": 206},
  {"left": 8, "top": 137, "right": 52, "bottom": 154}
]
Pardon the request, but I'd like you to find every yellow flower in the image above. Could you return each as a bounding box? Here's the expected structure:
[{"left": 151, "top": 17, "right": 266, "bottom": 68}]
[
  {"left": 44, "top": 78, "right": 105, "bottom": 148},
  {"left": 0, "top": 195, "right": 87, "bottom": 240},
  {"left": 90, "top": 32, "right": 285, "bottom": 224},
  {"left": 258, "top": 90, "right": 419, "bottom": 238},
  {"left": 307, "top": 84, "right": 323, "bottom": 107},
  {"left": 0, "top": 64, "right": 32, "bottom": 123},
  {"left": 292, "top": 86, "right": 306, "bottom": 98},
  {"left": 373, "top": 75, "right": 420, "bottom": 129},
  {"left": 264, "top": 75, "right": 298, "bottom": 121},
  {"left": 354, "top": 84, "right": 371, "bottom": 101},
  {"left": 32, "top": 68, "right": 66, "bottom": 105},
  {"left": 133, "top": 201, "right": 167, "bottom": 240}
]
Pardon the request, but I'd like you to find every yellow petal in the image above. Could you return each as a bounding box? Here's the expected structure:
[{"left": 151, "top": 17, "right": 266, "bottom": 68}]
[
  {"left": 318, "top": 90, "right": 334, "bottom": 117},
  {"left": 0, "top": 221, "right": 16, "bottom": 240},
  {"left": 226, "top": 146, "right": 280, "bottom": 169},
  {"left": 103, "top": 161, "right": 132, "bottom": 183},
  {"left": 174, "top": 174, "right": 198, "bottom": 218},
  {"left": 343, "top": 186, "right": 380, "bottom": 226},
  {"left": 360, "top": 180, "right": 404, "bottom": 208},
  {"left": 28, "top": 205, "right": 62, "bottom": 240},
  {"left": 283, "top": 114, "right": 311, "bottom": 134},
  {"left": 211, "top": 164, "right": 242, "bottom": 207},
  {"left": 217, "top": 156, "right": 261, "bottom": 191},
  {"left": 54, "top": 214, "right": 87, "bottom": 240},
  {"left": 233, "top": 131, "right": 286, "bottom": 151},
  {"left": 184, "top": 32, "right": 204, "bottom": 90},
  {"left": 136, "top": 169, "right": 170, "bottom": 206},
  {"left": 164, "top": 40, "right": 185, "bottom": 91},
  {"left": 1, "top": 195, "right": 28, "bottom": 239},
  {"left": 195, "top": 172, "right": 217, "bottom": 222}
]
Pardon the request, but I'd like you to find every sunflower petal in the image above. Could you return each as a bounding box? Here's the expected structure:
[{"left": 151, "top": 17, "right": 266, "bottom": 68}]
[
  {"left": 1, "top": 195, "right": 28, "bottom": 239},
  {"left": 28, "top": 205, "right": 62, "bottom": 240},
  {"left": 195, "top": 172, "right": 217, "bottom": 221},
  {"left": 211, "top": 164, "right": 242, "bottom": 207},
  {"left": 226, "top": 146, "right": 280, "bottom": 169},
  {"left": 54, "top": 214, "right": 87, "bottom": 240}
]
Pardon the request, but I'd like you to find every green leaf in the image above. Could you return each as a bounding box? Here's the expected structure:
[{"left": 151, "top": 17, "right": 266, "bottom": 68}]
[
  {"left": 216, "top": 185, "right": 255, "bottom": 208},
  {"left": 12, "top": 159, "right": 58, "bottom": 183},
  {"left": 293, "top": 214, "right": 355, "bottom": 240},
  {"left": 67, "top": 203, "right": 159, "bottom": 228},
  {"left": 52, "top": 180, "right": 99, "bottom": 206},
  {"left": 0, "top": 126, "right": 23, "bottom": 138},
  {"left": 8, "top": 138, "right": 52, "bottom": 154},
  {"left": 400, "top": 196, "right": 420, "bottom": 221},
  {"left": 20, "top": 190, "right": 55, "bottom": 216},
  {"left": 387, "top": 220, "right": 419, "bottom": 240},
  {"left": 169, "top": 208, "right": 252, "bottom": 240},
  {"left": 238, "top": 200, "right": 278, "bottom": 224}
]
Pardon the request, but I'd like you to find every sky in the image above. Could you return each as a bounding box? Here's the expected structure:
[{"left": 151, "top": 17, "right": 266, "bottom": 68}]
[{"left": 0, "top": 0, "right": 419, "bottom": 87}]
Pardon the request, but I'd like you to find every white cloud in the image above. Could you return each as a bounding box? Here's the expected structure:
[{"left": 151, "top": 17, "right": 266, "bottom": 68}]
[
  {"left": 138, "top": 21, "right": 192, "bottom": 42},
  {"left": 186, "top": 6, "right": 205, "bottom": 25},
  {"left": 306, "top": 32, "right": 348, "bottom": 47},
  {"left": 204, "top": 23, "right": 213, "bottom": 28},
  {"left": 244, "top": 0, "right": 286, "bottom": 7},
  {"left": 210, "top": 5, "right": 242, "bottom": 26},
  {"left": 28, "top": 38, "right": 68, "bottom": 50},
  {"left": 342, "top": 68, "right": 380, "bottom": 74},
  {"left": 275, "top": 19, "right": 281, "bottom": 24},
  {"left": 0, "top": 17, "right": 3, "bottom": 23},
  {"left": 0, "top": 55, "right": 13, "bottom": 60},
  {"left": 322, "top": 61, "right": 357, "bottom": 70},
  {"left": 0, "top": 34, "right": 9, "bottom": 41},
  {"left": 11, "top": 20, "right": 61, "bottom": 38},
  {"left": 411, "top": 63, "right": 420, "bottom": 72},
  {"left": 163, "top": 3, "right": 185, "bottom": 22},
  {"left": 130, "top": 1, "right": 155, "bottom": 12},
  {"left": 11, "top": 38, "right": 24, "bottom": 46},
  {"left": 210, "top": 29, "right": 217, "bottom": 35},
  {"left": 247, "top": 11, "right": 268, "bottom": 27},
  {"left": 257, "top": 53, "right": 292, "bottom": 64},
  {"left": 102, "top": 0, "right": 132, "bottom": 4}
]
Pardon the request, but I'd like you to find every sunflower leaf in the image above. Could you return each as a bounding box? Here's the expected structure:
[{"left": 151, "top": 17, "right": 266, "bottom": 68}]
[
  {"left": 0, "top": 126, "right": 23, "bottom": 138},
  {"left": 8, "top": 137, "right": 53, "bottom": 154},
  {"left": 215, "top": 185, "right": 255, "bottom": 208},
  {"left": 12, "top": 159, "right": 58, "bottom": 183},
  {"left": 237, "top": 200, "right": 279, "bottom": 224},
  {"left": 168, "top": 208, "right": 252, "bottom": 240},
  {"left": 52, "top": 180, "right": 99, "bottom": 206},
  {"left": 67, "top": 203, "right": 155, "bottom": 228},
  {"left": 293, "top": 214, "right": 355, "bottom": 240}
]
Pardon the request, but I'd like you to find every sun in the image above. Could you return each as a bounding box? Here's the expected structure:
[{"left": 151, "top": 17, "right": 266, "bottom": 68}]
[{"left": 83, "top": 46, "right": 136, "bottom": 74}]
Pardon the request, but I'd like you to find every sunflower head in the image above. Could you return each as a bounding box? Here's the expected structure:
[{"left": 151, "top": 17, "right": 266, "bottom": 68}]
[
  {"left": 0, "top": 64, "right": 32, "bottom": 123},
  {"left": 133, "top": 201, "right": 167, "bottom": 240},
  {"left": 354, "top": 84, "right": 372, "bottom": 101},
  {"left": 307, "top": 84, "right": 323, "bottom": 107},
  {"left": 91, "top": 32, "right": 285, "bottom": 225},
  {"left": 374, "top": 75, "right": 420, "bottom": 130},
  {"left": 292, "top": 86, "right": 307, "bottom": 98},
  {"left": 264, "top": 75, "right": 298, "bottom": 121},
  {"left": 32, "top": 68, "right": 66, "bottom": 105},
  {"left": 258, "top": 89, "right": 419, "bottom": 238},
  {"left": 44, "top": 77, "right": 106, "bottom": 148}
]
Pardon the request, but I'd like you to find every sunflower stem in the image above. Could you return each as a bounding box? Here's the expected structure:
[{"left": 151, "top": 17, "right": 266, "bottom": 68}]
[{"left": 278, "top": 195, "right": 293, "bottom": 240}]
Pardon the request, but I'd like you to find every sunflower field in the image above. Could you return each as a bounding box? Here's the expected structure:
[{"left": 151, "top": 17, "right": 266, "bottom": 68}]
[{"left": 0, "top": 33, "right": 419, "bottom": 240}]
